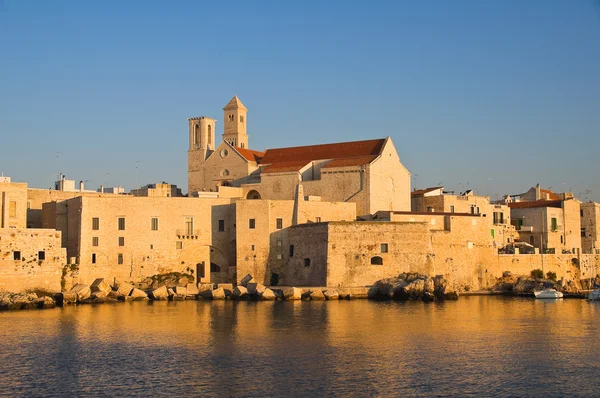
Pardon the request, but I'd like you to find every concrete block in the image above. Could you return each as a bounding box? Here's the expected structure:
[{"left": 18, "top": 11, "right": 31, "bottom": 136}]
[
  {"left": 70, "top": 284, "right": 91, "bottom": 301},
  {"left": 90, "top": 278, "right": 112, "bottom": 295}
]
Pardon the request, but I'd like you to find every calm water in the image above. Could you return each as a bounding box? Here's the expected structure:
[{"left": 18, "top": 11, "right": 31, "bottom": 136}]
[{"left": 1, "top": 297, "right": 599, "bottom": 397}]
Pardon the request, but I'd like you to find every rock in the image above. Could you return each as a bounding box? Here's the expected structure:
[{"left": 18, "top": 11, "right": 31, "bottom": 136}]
[
  {"left": 324, "top": 290, "right": 339, "bottom": 300},
  {"left": 70, "top": 284, "right": 91, "bottom": 301},
  {"left": 151, "top": 286, "right": 169, "bottom": 300},
  {"left": 167, "top": 288, "right": 176, "bottom": 297},
  {"left": 247, "top": 283, "right": 266, "bottom": 295},
  {"left": 261, "top": 288, "right": 276, "bottom": 300},
  {"left": 91, "top": 291, "right": 107, "bottom": 299},
  {"left": 129, "top": 288, "right": 148, "bottom": 300},
  {"left": 117, "top": 282, "right": 134, "bottom": 297},
  {"left": 217, "top": 284, "right": 233, "bottom": 296},
  {"left": 56, "top": 292, "right": 78, "bottom": 305},
  {"left": 107, "top": 291, "right": 123, "bottom": 300},
  {"left": 36, "top": 296, "right": 56, "bottom": 309},
  {"left": 309, "top": 290, "right": 326, "bottom": 301},
  {"left": 90, "top": 278, "right": 112, "bottom": 295},
  {"left": 175, "top": 286, "right": 187, "bottom": 296},
  {"left": 404, "top": 279, "right": 426, "bottom": 299},
  {"left": 211, "top": 287, "right": 226, "bottom": 300},
  {"left": 240, "top": 274, "right": 254, "bottom": 287},
  {"left": 233, "top": 286, "right": 249, "bottom": 299},
  {"left": 186, "top": 283, "right": 199, "bottom": 296},
  {"left": 422, "top": 292, "right": 436, "bottom": 302},
  {"left": 198, "top": 283, "right": 213, "bottom": 293},
  {"left": 282, "top": 287, "right": 302, "bottom": 300}
]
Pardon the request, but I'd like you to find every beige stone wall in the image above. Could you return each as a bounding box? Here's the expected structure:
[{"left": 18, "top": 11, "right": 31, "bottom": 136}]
[
  {"left": 131, "top": 184, "right": 182, "bottom": 197},
  {"left": 49, "top": 196, "right": 232, "bottom": 286},
  {"left": 0, "top": 182, "right": 28, "bottom": 229},
  {"left": 581, "top": 202, "right": 600, "bottom": 254},
  {"left": 368, "top": 138, "right": 411, "bottom": 213},
  {"left": 0, "top": 228, "right": 65, "bottom": 292}
]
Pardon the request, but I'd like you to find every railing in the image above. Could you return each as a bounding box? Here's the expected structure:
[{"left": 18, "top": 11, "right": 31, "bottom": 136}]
[{"left": 176, "top": 229, "right": 200, "bottom": 238}]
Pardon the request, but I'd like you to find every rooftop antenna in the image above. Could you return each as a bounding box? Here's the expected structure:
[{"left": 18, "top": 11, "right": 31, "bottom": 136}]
[
  {"left": 135, "top": 160, "right": 141, "bottom": 189},
  {"left": 412, "top": 173, "right": 419, "bottom": 190}
]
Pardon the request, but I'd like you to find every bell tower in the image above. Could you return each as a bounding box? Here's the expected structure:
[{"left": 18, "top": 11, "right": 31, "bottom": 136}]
[
  {"left": 222, "top": 95, "right": 248, "bottom": 149},
  {"left": 188, "top": 116, "right": 216, "bottom": 194}
]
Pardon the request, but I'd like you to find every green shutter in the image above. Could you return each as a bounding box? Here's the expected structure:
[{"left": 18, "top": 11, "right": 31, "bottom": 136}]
[
  {"left": 491, "top": 229, "right": 495, "bottom": 238},
  {"left": 551, "top": 218, "right": 557, "bottom": 231}
]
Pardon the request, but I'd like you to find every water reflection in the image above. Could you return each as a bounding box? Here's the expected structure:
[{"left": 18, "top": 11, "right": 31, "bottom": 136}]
[{"left": 0, "top": 298, "right": 599, "bottom": 397}]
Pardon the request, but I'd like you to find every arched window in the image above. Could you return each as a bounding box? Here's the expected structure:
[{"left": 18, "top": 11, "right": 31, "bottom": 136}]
[
  {"left": 210, "top": 263, "right": 221, "bottom": 273},
  {"left": 207, "top": 124, "right": 212, "bottom": 146},
  {"left": 304, "top": 258, "right": 311, "bottom": 267},
  {"left": 246, "top": 190, "right": 261, "bottom": 200},
  {"left": 194, "top": 125, "right": 200, "bottom": 148},
  {"left": 371, "top": 256, "right": 383, "bottom": 265}
]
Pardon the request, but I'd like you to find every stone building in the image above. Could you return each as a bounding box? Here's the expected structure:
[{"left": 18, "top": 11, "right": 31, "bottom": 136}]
[
  {"left": 0, "top": 178, "right": 27, "bottom": 229},
  {"left": 131, "top": 183, "right": 183, "bottom": 197},
  {"left": 581, "top": 202, "right": 600, "bottom": 254},
  {"left": 187, "top": 96, "right": 411, "bottom": 217},
  {"left": 410, "top": 187, "right": 514, "bottom": 247}
]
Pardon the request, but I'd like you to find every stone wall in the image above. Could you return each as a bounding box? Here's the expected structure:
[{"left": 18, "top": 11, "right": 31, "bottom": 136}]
[
  {"left": 0, "top": 228, "right": 65, "bottom": 292},
  {"left": 581, "top": 202, "right": 600, "bottom": 254},
  {"left": 0, "top": 182, "right": 27, "bottom": 229}
]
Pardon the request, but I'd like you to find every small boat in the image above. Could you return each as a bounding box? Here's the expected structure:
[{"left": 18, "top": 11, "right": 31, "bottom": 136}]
[
  {"left": 588, "top": 290, "right": 600, "bottom": 301},
  {"left": 534, "top": 289, "right": 564, "bottom": 299}
]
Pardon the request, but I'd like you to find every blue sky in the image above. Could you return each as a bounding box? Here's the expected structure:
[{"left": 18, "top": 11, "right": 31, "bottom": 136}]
[{"left": 1, "top": 0, "right": 599, "bottom": 200}]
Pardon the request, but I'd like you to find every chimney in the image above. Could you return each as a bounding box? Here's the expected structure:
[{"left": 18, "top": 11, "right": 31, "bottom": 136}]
[
  {"left": 100, "top": 185, "right": 104, "bottom": 193},
  {"left": 79, "top": 181, "right": 84, "bottom": 192}
]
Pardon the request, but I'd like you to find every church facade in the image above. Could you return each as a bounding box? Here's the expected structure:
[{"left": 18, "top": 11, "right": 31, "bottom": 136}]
[{"left": 188, "top": 96, "right": 412, "bottom": 217}]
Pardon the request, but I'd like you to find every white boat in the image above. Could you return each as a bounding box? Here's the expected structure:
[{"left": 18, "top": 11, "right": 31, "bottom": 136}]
[
  {"left": 534, "top": 289, "right": 564, "bottom": 299},
  {"left": 588, "top": 290, "right": 600, "bottom": 301}
]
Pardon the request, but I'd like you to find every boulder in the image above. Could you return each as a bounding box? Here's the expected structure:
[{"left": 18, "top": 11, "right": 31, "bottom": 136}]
[
  {"left": 129, "top": 288, "right": 148, "bottom": 300},
  {"left": 282, "top": 287, "right": 302, "bottom": 300},
  {"left": 150, "top": 286, "right": 169, "bottom": 300},
  {"left": 324, "top": 290, "right": 340, "bottom": 300},
  {"left": 91, "top": 291, "right": 108, "bottom": 299},
  {"left": 107, "top": 291, "right": 123, "bottom": 300},
  {"left": 117, "top": 282, "right": 134, "bottom": 297},
  {"left": 70, "top": 284, "right": 91, "bottom": 301},
  {"left": 198, "top": 283, "right": 213, "bottom": 293},
  {"left": 404, "top": 279, "right": 426, "bottom": 299},
  {"left": 240, "top": 274, "right": 254, "bottom": 287},
  {"left": 260, "top": 288, "right": 276, "bottom": 301},
  {"left": 56, "top": 292, "right": 78, "bottom": 305},
  {"left": 247, "top": 283, "right": 266, "bottom": 295},
  {"left": 175, "top": 286, "right": 188, "bottom": 296},
  {"left": 211, "top": 287, "right": 226, "bottom": 300},
  {"left": 233, "top": 286, "right": 249, "bottom": 299},
  {"left": 309, "top": 290, "right": 326, "bottom": 301},
  {"left": 422, "top": 292, "right": 436, "bottom": 303},
  {"left": 90, "top": 278, "right": 112, "bottom": 295},
  {"left": 36, "top": 296, "right": 56, "bottom": 309},
  {"left": 186, "top": 283, "right": 199, "bottom": 296}
]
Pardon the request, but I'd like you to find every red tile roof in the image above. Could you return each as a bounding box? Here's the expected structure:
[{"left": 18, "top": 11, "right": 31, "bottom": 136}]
[
  {"left": 261, "top": 160, "right": 309, "bottom": 173},
  {"left": 540, "top": 189, "right": 560, "bottom": 200},
  {"left": 234, "top": 147, "right": 264, "bottom": 163},
  {"left": 322, "top": 155, "right": 378, "bottom": 169},
  {"left": 508, "top": 200, "right": 562, "bottom": 209},
  {"left": 259, "top": 139, "right": 385, "bottom": 165}
]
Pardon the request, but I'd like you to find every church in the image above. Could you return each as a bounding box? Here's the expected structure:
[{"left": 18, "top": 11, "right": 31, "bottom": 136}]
[{"left": 188, "top": 96, "right": 411, "bottom": 217}]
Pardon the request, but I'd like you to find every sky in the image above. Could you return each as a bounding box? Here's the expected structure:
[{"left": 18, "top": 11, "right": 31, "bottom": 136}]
[{"left": 1, "top": 0, "right": 599, "bottom": 200}]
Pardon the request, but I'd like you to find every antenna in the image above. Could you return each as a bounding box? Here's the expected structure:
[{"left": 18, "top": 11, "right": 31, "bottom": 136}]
[{"left": 135, "top": 160, "right": 141, "bottom": 189}]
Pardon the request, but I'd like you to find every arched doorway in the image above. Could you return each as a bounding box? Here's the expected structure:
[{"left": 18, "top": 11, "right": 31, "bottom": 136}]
[{"left": 246, "top": 190, "right": 261, "bottom": 200}]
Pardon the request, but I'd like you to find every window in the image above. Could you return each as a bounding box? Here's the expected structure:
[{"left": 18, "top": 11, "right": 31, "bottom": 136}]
[
  {"left": 13, "top": 251, "right": 21, "bottom": 260},
  {"left": 276, "top": 218, "right": 283, "bottom": 229},
  {"left": 38, "top": 251, "right": 46, "bottom": 260},
  {"left": 304, "top": 258, "right": 311, "bottom": 267},
  {"left": 427, "top": 207, "right": 434, "bottom": 213},
  {"left": 381, "top": 243, "right": 389, "bottom": 253},
  {"left": 150, "top": 244, "right": 154, "bottom": 250},
  {"left": 470, "top": 206, "right": 475, "bottom": 215},
  {"left": 493, "top": 212, "right": 499, "bottom": 224},
  {"left": 277, "top": 254, "right": 282, "bottom": 260},
  {"left": 251, "top": 245, "right": 255, "bottom": 251},
  {"left": 118, "top": 253, "right": 124, "bottom": 265},
  {"left": 218, "top": 219, "right": 225, "bottom": 232},
  {"left": 517, "top": 219, "right": 523, "bottom": 230},
  {"left": 118, "top": 217, "right": 126, "bottom": 231},
  {"left": 249, "top": 219, "right": 256, "bottom": 229},
  {"left": 240, "top": 115, "right": 244, "bottom": 123},
  {"left": 210, "top": 263, "right": 221, "bottom": 273},
  {"left": 371, "top": 256, "right": 384, "bottom": 265},
  {"left": 119, "top": 237, "right": 125, "bottom": 246},
  {"left": 92, "top": 218, "right": 100, "bottom": 230},
  {"left": 185, "top": 216, "right": 194, "bottom": 235},
  {"left": 9, "top": 201, "right": 16, "bottom": 218},
  {"left": 92, "top": 253, "right": 96, "bottom": 264},
  {"left": 151, "top": 218, "right": 159, "bottom": 231},
  {"left": 289, "top": 245, "right": 295, "bottom": 257},
  {"left": 476, "top": 207, "right": 480, "bottom": 215},
  {"left": 581, "top": 228, "right": 586, "bottom": 238},
  {"left": 560, "top": 236, "right": 564, "bottom": 244},
  {"left": 450, "top": 205, "right": 455, "bottom": 213},
  {"left": 529, "top": 236, "right": 535, "bottom": 246},
  {"left": 277, "top": 239, "right": 282, "bottom": 247},
  {"left": 176, "top": 241, "right": 183, "bottom": 249},
  {"left": 551, "top": 218, "right": 558, "bottom": 232},
  {"left": 92, "top": 237, "right": 99, "bottom": 246},
  {"left": 316, "top": 217, "right": 321, "bottom": 223},
  {"left": 581, "top": 210, "right": 584, "bottom": 217},
  {"left": 240, "top": 143, "right": 245, "bottom": 148}
]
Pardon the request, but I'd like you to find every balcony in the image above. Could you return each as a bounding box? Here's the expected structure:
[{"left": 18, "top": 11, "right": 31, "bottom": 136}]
[{"left": 176, "top": 229, "right": 200, "bottom": 238}]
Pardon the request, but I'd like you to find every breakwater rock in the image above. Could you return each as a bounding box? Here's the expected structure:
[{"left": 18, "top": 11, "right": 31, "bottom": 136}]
[
  {"left": 0, "top": 292, "right": 56, "bottom": 311},
  {"left": 491, "top": 272, "right": 594, "bottom": 295},
  {"left": 368, "top": 273, "right": 458, "bottom": 302}
]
